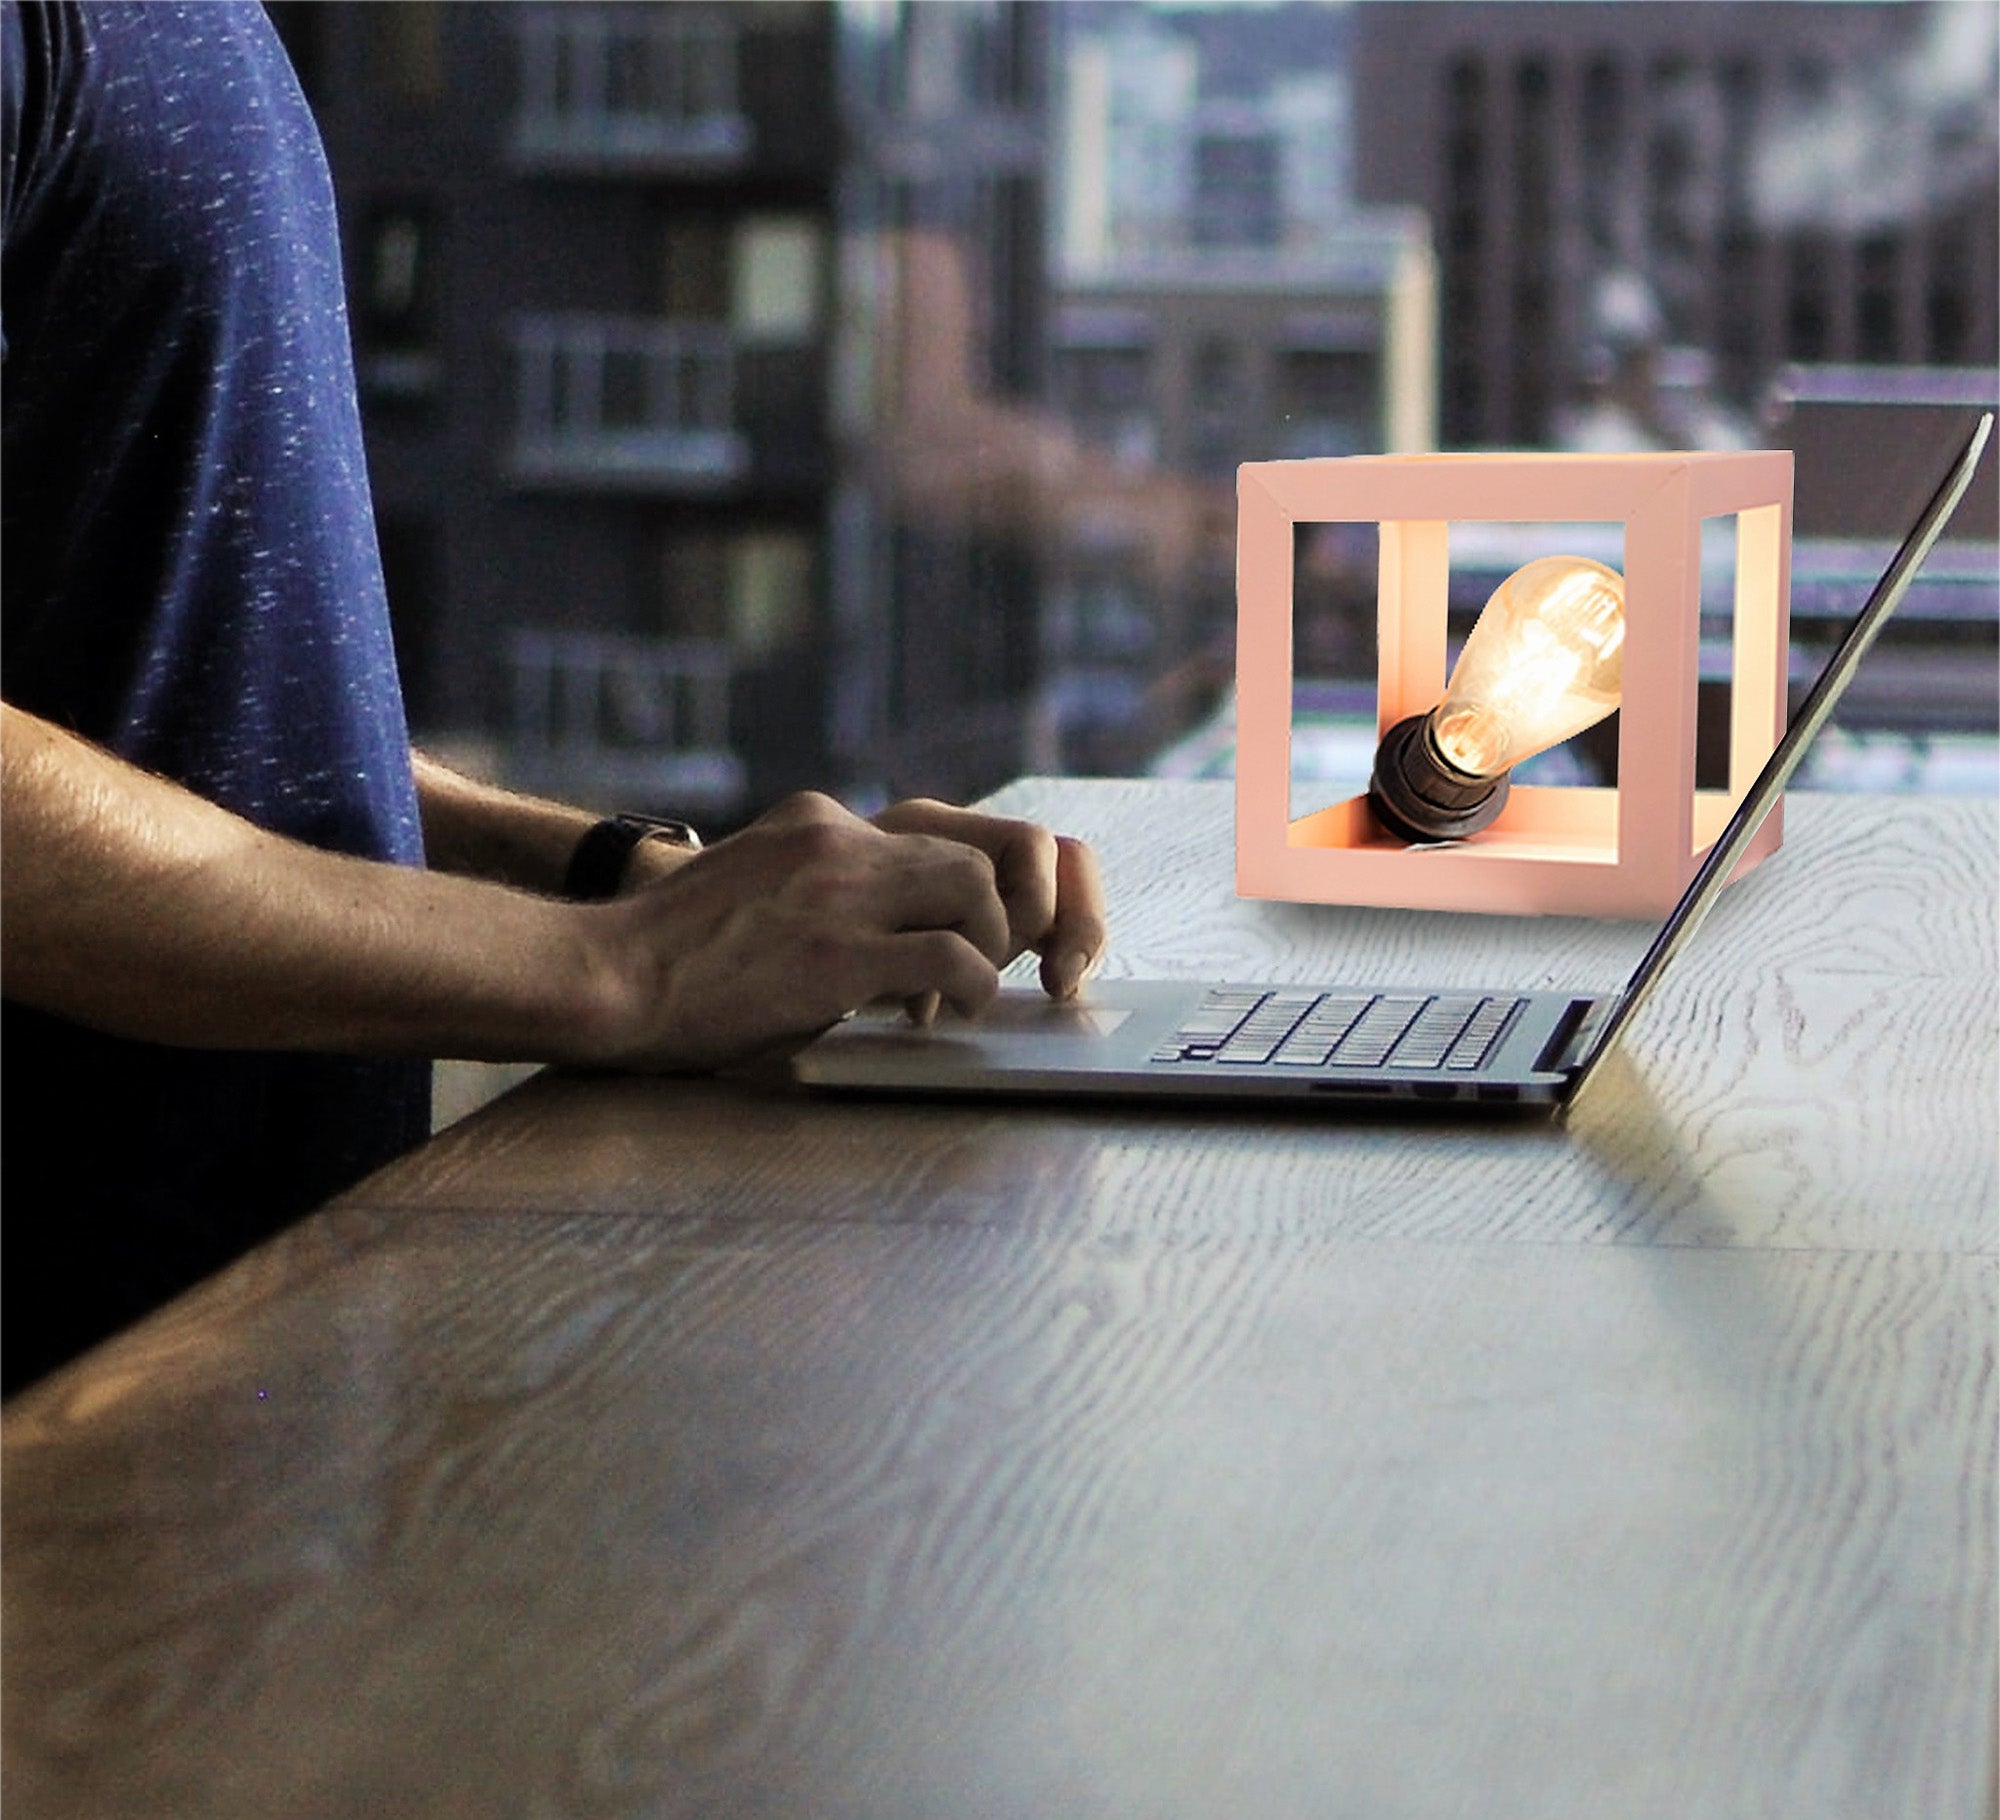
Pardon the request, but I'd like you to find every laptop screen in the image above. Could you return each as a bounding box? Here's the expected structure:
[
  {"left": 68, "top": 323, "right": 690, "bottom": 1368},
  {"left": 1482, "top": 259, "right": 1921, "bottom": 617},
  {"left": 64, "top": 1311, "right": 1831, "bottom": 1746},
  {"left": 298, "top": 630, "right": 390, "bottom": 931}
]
[{"left": 1564, "top": 410, "right": 1994, "bottom": 1110}]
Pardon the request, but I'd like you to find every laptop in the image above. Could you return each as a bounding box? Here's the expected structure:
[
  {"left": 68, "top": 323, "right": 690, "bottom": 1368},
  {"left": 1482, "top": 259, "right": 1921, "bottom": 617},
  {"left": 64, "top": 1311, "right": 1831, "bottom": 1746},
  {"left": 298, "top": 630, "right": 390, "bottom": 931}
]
[{"left": 795, "top": 414, "right": 1993, "bottom": 1118}]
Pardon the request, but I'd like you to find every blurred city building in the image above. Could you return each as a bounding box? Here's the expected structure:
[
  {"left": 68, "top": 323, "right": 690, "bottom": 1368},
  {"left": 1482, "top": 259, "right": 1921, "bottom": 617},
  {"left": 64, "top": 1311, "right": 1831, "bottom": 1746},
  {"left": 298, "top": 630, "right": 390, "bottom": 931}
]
[
  {"left": 1349, "top": 1, "right": 1998, "bottom": 449},
  {"left": 1041, "top": 2, "right": 1437, "bottom": 772},
  {"left": 269, "top": 0, "right": 841, "bottom": 820},
  {"left": 831, "top": 0, "right": 1055, "bottom": 805},
  {"left": 1330, "top": 2, "right": 1998, "bottom": 791},
  {"left": 1149, "top": 1, "right": 1995, "bottom": 799},
  {"left": 272, "top": 0, "right": 1994, "bottom": 814}
]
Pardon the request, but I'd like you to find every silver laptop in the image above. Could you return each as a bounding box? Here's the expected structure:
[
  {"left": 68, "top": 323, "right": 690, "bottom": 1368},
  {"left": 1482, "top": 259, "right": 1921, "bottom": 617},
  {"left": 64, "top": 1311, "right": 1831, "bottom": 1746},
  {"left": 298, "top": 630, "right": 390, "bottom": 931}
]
[{"left": 796, "top": 415, "right": 1992, "bottom": 1117}]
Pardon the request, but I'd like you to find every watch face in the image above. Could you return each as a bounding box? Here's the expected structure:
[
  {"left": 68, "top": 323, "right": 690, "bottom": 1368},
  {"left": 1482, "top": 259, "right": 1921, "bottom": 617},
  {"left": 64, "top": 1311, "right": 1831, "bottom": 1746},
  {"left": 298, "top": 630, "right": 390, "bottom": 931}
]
[
  {"left": 568, "top": 814, "right": 704, "bottom": 900},
  {"left": 616, "top": 813, "right": 701, "bottom": 851}
]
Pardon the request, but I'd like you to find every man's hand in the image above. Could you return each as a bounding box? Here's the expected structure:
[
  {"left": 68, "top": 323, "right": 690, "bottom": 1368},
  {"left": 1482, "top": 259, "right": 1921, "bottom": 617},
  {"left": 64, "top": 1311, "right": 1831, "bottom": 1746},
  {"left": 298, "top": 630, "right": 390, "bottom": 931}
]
[
  {"left": 871, "top": 797, "right": 1107, "bottom": 999},
  {"left": 577, "top": 792, "right": 1108, "bottom": 1072}
]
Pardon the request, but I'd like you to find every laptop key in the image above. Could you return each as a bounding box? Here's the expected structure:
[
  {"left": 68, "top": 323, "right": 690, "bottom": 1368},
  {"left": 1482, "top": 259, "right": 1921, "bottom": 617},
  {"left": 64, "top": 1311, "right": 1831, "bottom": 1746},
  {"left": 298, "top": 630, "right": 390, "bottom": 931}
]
[
  {"left": 1273, "top": 994, "right": 1372, "bottom": 1064},
  {"left": 1326, "top": 997, "right": 1426, "bottom": 1066},
  {"left": 1177, "top": 1016, "right": 1250, "bottom": 1039},
  {"left": 1175, "top": 991, "right": 1268, "bottom": 1043},
  {"left": 1443, "top": 998, "right": 1523, "bottom": 1070},
  {"left": 1387, "top": 996, "right": 1482, "bottom": 1069},
  {"left": 1217, "top": 993, "right": 1319, "bottom": 1062}
]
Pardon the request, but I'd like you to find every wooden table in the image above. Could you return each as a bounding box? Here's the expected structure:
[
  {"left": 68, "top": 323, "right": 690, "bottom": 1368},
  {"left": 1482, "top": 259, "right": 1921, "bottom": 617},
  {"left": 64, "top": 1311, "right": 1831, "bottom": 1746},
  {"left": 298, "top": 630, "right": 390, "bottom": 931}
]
[{"left": 5, "top": 782, "right": 1994, "bottom": 1820}]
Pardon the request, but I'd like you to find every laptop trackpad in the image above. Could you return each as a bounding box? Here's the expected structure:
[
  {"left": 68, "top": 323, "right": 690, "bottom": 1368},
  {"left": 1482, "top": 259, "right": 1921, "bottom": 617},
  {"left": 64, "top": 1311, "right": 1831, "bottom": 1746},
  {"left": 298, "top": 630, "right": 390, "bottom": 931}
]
[
  {"left": 821, "top": 992, "right": 1133, "bottom": 1068},
  {"left": 858, "top": 994, "right": 1128, "bottom": 1035}
]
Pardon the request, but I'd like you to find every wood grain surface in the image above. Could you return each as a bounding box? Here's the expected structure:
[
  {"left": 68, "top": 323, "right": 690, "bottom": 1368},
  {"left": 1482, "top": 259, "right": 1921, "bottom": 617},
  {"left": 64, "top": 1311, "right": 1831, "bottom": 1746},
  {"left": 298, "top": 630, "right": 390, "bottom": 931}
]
[
  {"left": 4, "top": 783, "right": 1994, "bottom": 1820},
  {"left": 7, "top": 1211, "right": 1992, "bottom": 1820},
  {"left": 361, "top": 788, "right": 1998, "bottom": 1256}
]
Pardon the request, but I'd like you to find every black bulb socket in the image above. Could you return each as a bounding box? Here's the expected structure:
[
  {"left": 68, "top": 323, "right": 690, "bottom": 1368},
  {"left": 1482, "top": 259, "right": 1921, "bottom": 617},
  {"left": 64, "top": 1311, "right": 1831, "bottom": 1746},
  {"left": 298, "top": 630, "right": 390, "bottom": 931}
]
[{"left": 1367, "top": 712, "right": 1510, "bottom": 844}]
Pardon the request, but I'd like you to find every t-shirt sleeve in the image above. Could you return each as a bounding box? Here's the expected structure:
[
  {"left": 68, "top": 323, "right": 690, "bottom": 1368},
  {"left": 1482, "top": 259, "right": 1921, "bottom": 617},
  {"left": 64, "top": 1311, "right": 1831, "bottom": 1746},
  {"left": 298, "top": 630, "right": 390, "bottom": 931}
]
[{"left": 2, "top": 3, "right": 24, "bottom": 304}]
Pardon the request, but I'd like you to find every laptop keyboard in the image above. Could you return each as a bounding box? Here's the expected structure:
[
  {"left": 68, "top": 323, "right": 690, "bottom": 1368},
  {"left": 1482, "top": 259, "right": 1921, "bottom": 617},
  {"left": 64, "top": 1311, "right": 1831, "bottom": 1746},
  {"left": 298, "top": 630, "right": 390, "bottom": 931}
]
[{"left": 1148, "top": 989, "right": 1523, "bottom": 1071}]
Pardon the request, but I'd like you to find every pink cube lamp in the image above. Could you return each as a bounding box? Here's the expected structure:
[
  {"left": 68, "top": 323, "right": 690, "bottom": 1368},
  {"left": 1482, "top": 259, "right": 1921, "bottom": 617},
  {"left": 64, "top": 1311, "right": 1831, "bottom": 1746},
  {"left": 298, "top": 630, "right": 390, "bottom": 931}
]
[{"left": 1235, "top": 450, "right": 1794, "bottom": 918}]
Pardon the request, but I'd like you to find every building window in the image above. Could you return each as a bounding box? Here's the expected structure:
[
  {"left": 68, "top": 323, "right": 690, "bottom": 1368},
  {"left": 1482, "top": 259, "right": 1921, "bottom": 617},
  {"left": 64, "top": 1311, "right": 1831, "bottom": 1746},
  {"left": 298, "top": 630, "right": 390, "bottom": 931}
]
[
  {"left": 1056, "top": 344, "right": 1154, "bottom": 465},
  {"left": 1191, "top": 132, "right": 1281, "bottom": 249},
  {"left": 986, "top": 175, "right": 1044, "bottom": 399},
  {"left": 732, "top": 217, "right": 824, "bottom": 345},
  {"left": 1060, "top": 345, "right": 1149, "bottom": 415},
  {"left": 1856, "top": 235, "right": 1901, "bottom": 363},
  {"left": 264, "top": 3, "right": 327, "bottom": 107},
  {"left": 1926, "top": 221, "right": 1972, "bottom": 363},
  {"left": 661, "top": 217, "right": 730, "bottom": 322},
  {"left": 363, "top": 1, "right": 443, "bottom": 106},
  {"left": 364, "top": 207, "right": 432, "bottom": 340},
  {"left": 1191, "top": 336, "right": 1236, "bottom": 411},
  {"left": 655, "top": 527, "right": 818, "bottom": 662},
  {"left": 1512, "top": 57, "right": 1554, "bottom": 443},
  {"left": 1580, "top": 56, "right": 1622, "bottom": 259},
  {"left": 661, "top": 532, "right": 728, "bottom": 641},
  {"left": 511, "top": 315, "right": 747, "bottom": 487},
  {"left": 727, "top": 531, "right": 816, "bottom": 660},
  {"left": 1785, "top": 235, "right": 1831, "bottom": 361},
  {"left": 514, "top": 5, "right": 746, "bottom": 167},
  {"left": 359, "top": 204, "right": 441, "bottom": 403},
  {"left": 1441, "top": 55, "right": 1488, "bottom": 446},
  {"left": 1277, "top": 349, "right": 1377, "bottom": 457}
]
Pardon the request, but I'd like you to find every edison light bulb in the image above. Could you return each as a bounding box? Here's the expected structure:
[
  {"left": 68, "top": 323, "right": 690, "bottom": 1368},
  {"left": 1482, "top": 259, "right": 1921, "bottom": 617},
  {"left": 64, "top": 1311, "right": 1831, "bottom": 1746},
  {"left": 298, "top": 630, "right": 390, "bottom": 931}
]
[{"left": 1367, "top": 555, "right": 1626, "bottom": 844}]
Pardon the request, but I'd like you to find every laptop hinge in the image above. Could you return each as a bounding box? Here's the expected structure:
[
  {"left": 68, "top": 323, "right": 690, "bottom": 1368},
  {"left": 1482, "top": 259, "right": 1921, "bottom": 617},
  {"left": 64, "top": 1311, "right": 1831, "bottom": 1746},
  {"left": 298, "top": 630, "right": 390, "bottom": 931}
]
[{"left": 1538, "top": 997, "right": 1617, "bottom": 1074}]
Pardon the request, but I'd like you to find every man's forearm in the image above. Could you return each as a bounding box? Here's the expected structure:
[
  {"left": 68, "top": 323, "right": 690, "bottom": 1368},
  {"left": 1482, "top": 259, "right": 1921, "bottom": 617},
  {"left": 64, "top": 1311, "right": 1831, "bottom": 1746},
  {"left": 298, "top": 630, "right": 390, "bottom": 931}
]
[
  {"left": 1, "top": 706, "right": 623, "bottom": 1060},
  {"left": 411, "top": 751, "right": 602, "bottom": 894}
]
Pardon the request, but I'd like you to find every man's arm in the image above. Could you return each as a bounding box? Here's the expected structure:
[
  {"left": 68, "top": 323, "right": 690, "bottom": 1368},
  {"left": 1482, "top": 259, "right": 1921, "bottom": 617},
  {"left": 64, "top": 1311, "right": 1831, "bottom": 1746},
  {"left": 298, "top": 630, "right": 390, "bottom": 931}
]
[
  {"left": 411, "top": 751, "right": 696, "bottom": 897},
  {"left": 0, "top": 704, "right": 1020, "bottom": 1068},
  {"left": 2, "top": 705, "right": 629, "bottom": 1059},
  {"left": 411, "top": 755, "right": 1108, "bottom": 997}
]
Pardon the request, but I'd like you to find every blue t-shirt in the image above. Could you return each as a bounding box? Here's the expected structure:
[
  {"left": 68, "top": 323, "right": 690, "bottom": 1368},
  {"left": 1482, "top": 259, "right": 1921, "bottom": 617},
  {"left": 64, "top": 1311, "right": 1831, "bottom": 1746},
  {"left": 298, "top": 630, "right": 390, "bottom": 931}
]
[{"left": 2, "top": 1, "right": 430, "bottom": 1389}]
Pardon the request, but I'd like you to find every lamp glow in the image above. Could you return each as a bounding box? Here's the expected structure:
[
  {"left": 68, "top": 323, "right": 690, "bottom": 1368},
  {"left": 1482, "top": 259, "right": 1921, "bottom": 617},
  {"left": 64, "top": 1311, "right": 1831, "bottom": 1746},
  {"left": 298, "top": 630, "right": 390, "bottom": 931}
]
[{"left": 1367, "top": 554, "right": 1627, "bottom": 843}]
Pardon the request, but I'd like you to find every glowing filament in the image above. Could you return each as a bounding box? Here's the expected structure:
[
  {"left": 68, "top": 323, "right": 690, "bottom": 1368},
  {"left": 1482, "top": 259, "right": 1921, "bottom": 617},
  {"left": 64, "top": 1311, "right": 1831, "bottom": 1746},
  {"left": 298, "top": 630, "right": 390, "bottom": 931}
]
[{"left": 1431, "top": 555, "right": 1626, "bottom": 780}]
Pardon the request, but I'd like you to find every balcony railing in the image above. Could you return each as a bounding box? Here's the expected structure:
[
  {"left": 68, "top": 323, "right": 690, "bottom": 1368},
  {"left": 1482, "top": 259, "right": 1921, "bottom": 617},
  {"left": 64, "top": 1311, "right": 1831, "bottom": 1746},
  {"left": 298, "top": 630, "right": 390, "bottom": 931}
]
[
  {"left": 509, "top": 630, "right": 745, "bottom": 815},
  {"left": 510, "top": 314, "right": 749, "bottom": 492},
  {"left": 511, "top": 6, "right": 751, "bottom": 173}
]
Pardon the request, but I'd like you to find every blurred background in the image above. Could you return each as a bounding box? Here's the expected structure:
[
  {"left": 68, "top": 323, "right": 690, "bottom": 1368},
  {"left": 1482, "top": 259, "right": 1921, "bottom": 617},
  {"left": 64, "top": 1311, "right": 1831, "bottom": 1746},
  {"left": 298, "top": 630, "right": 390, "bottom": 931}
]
[{"left": 268, "top": 0, "right": 2000, "bottom": 826}]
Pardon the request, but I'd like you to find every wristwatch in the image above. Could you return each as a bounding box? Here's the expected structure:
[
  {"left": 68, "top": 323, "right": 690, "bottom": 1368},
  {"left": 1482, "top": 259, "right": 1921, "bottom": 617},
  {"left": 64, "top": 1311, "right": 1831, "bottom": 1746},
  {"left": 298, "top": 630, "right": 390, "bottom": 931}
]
[{"left": 563, "top": 812, "right": 702, "bottom": 901}]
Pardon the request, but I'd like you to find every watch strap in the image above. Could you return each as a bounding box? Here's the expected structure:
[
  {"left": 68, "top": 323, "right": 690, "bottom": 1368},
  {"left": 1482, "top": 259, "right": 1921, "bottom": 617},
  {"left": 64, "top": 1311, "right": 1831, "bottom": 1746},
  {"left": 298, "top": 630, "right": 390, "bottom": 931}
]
[{"left": 564, "top": 813, "right": 700, "bottom": 901}]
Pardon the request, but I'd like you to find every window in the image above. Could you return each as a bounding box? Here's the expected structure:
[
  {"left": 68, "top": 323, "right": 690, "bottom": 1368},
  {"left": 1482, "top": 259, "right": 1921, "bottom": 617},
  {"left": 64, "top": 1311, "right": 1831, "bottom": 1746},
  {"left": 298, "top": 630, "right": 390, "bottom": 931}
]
[
  {"left": 1786, "top": 235, "right": 1831, "bottom": 361},
  {"left": 362, "top": 206, "right": 435, "bottom": 344},
  {"left": 513, "top": 6, "right": 747, "bottom": 168},
  {"left": 1277, "top": 349, "right": 1377, "bottom": 456},
  {"left": 728, "top": 532, "right": 816, "bottom": 659},
  {"left": 661, "top": 218, "right": 730, "bottom": 323},
  {"left": 987, "top": 176, "right": 1044, "bottom": 399},
  {"left": 358, "top": 204, "right": 440, "bottom": 402},
  {"left": 1060, "top": 345, "right": 1150, "bottom": 415},
  {"left": 661, "top": 533, "right": 728, "bottom": 640},
  {"left": 1926, "top": 222, "right": 1972, "bottom": 363},
  {"left": 362, "top": 1, "right": 443, "bottom": 107},
  {"left": 1190, "top": 131, "right": 1281, "bottom": 249},
  {"left": 731, "top": 218, "right": 823, "bottom": 344},
  {"left": 1857, "top": 235, "right": 1901, "bottom": 363},
  {"left": 1191, "top": 337, "right": 1235, "bottom": 410}
]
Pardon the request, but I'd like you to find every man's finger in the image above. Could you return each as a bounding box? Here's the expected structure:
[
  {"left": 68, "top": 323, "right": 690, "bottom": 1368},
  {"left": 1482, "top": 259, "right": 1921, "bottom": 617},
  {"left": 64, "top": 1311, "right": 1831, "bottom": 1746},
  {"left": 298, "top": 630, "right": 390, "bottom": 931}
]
[
  {"left": 875, "top": 802, "right": 1059, "bottom": 958},
  {"left": 870, "top": 929, "right": 1000, "bottom": 1021},
  {"left": 876, "top": 835, "right": 1012, "bottom": 965},
  {"left": 1038, "top": 835, "right": 1108, "bottom": 999}
]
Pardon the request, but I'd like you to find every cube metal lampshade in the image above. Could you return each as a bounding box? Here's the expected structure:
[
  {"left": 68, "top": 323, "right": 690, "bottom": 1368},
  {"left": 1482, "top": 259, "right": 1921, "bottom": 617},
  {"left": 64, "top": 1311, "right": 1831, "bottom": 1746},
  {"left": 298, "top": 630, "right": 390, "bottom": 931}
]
[{"left": 1235, "top": 450, "right": 1794, "bottom": 917}]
